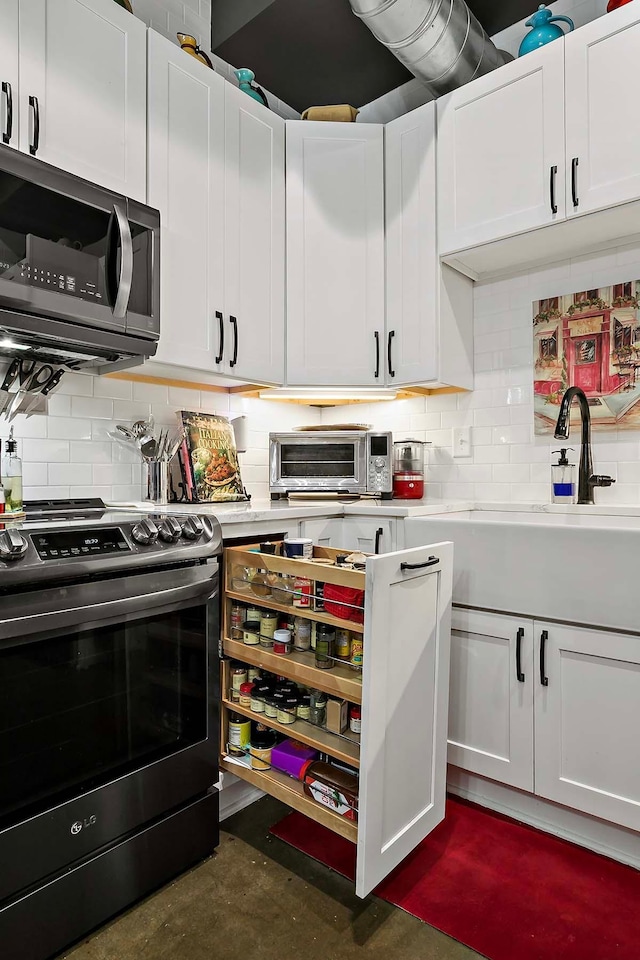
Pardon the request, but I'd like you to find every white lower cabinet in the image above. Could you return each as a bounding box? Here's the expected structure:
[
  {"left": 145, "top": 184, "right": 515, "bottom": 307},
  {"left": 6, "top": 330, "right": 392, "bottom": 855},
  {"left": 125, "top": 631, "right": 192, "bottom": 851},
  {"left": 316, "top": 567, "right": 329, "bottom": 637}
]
[
  {"left": 534, "top": 621, "right": 640, "bottom": 832},
  {"left": 300, "top": 517, "right": 396, "bottom": 554},
  {"left": 222, "top": 540, "right": 453, "bottom": 898},
  {"left": 450, "top": 609, "right": 640, "bottom": 833},
  {"left": 449, "top": 609, "right": 534, "bottom": 791}
]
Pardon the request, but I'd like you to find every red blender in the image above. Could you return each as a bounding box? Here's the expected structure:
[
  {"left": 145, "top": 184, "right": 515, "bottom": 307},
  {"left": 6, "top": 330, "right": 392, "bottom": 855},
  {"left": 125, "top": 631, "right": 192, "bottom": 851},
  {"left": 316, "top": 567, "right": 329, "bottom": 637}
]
[{"left": 393, "top": 440, "right": 427, "bottom": 499}]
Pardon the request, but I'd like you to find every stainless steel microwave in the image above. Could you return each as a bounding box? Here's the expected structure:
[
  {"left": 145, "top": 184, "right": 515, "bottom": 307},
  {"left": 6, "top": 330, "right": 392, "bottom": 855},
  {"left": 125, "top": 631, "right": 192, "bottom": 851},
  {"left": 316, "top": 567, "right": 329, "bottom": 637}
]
[
  {"left": 269, "top": 431, "right": 393, "bottom": 499},
  {"left": 0, "top": 144, "right": 160, "bottom": 370}
]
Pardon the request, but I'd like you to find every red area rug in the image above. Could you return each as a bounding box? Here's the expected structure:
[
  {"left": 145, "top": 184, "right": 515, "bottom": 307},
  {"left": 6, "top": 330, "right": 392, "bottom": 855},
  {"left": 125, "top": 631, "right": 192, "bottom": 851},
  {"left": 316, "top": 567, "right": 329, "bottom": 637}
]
[{"left": 270, "top": 797, "right": 640, "bottom": 960}]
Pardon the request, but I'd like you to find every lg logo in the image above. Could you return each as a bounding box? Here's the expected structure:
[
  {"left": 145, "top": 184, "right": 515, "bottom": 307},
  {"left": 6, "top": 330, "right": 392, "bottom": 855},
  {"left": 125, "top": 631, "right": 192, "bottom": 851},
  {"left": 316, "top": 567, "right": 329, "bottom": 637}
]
[{"left": 70, "top": 815, "right": 97, "bottom": 836}]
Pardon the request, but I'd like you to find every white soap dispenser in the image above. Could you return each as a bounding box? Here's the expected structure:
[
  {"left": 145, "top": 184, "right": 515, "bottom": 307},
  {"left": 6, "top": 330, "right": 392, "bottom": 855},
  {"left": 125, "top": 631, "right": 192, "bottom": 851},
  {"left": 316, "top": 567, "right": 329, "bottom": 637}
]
[{"left": 551, "top": 448, "right": 576, "bottom": 504}]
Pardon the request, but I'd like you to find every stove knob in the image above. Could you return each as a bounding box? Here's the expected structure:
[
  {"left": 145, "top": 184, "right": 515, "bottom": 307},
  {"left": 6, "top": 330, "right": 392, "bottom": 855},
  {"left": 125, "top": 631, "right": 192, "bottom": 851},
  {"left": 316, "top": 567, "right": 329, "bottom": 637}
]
[
  {"left": 181, "top": 516, "right": 203, "bottom": 541},
  {"left": 158, "top": 517, "right": 182, "bottom": 543},
  {"left": 131, "top": 518, "right": 159, "bottom": 545},
  {"left": 200, "top": 517, "right": 215, "bottom": 541},
  {"left": 0, "top": 529, "right": 28, "bottom": 561}
]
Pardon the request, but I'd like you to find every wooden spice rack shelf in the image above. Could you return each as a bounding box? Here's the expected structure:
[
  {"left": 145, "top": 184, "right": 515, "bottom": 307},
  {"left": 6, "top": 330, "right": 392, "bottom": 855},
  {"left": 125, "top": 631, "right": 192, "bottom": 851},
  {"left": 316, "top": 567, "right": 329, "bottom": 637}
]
[
  {"left": 221, "top": 696, "right": 360, "bottom": 767},
  {"left": 220, "top": 754, "right": 358, "bottom": 845},
  {"left": 225, "top": 588, "right": 364, "bottom": 635},
  {"left": 222, "top": 638, "right": 363, "bottom": 703}
]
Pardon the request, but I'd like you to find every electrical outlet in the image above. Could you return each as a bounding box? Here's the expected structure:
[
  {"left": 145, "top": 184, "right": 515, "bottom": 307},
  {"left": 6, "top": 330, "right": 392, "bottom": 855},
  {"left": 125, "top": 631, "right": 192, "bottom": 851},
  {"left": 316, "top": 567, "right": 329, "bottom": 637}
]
[{"left": 452, "top": 426, "right": 472, "bottom": 458}]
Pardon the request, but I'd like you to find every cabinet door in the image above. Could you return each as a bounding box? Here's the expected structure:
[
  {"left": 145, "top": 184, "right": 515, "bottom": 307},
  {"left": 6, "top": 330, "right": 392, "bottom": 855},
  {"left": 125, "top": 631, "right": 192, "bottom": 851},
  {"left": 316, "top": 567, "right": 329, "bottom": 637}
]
[
  {"left": 224, "top": 85, "right": 285, "bottom": 384},
  {"left": 0, "top": 1, "right": 19, "bottom": 149},
  {"left": 565, "top": 4, "right": 640, "bottom": 216},
  {"left": 535, "top": 621, "right": 640, "bottom": 831},
  {"left": 298, "top": 518, "right": 344, "bottom": 547},
  {"left": 385, "top": 103, "right": 437, "bottom": 385},
  {"left": 286, "top": 121, "right": 384, "bottom": 386},
  {"left": 340, "top": 518, "right": 395, "bottom": 555},
  {"left": 148, "top": 31, "right": 225, "bottom": 372},
  {"left": 449, "top": 609, "right": 534, "bottom": 791},
  {"left": 18, "top": 0, "right": 146, "bottom": 200},
  {"left": 357, "top": 542, "right": 452, "bottom": 898},
  {"left": 437, "top": 42, "right": 565, "bottom": 254}
]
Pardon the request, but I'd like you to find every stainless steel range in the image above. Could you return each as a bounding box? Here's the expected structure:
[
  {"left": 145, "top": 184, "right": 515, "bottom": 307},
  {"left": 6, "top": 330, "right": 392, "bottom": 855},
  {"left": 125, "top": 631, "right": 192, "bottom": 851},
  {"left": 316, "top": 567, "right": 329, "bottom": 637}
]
[{"left": 0, "top": 500, "right": 221, "bottom": 960}]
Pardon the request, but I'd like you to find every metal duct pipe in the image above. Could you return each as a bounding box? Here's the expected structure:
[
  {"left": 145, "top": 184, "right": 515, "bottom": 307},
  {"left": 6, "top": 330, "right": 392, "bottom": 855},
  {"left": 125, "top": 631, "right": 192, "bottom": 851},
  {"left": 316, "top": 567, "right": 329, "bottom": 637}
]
[{"left": 348, "top": 0, "right": 512, "bottom": 97}]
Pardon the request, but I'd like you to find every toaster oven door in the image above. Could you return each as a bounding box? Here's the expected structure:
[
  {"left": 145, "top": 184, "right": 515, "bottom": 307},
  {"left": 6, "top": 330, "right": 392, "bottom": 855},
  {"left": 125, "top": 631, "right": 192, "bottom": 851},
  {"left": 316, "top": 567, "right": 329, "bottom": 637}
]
[{"left": 270, "top": 435, "right": 367, "bottom": 495}]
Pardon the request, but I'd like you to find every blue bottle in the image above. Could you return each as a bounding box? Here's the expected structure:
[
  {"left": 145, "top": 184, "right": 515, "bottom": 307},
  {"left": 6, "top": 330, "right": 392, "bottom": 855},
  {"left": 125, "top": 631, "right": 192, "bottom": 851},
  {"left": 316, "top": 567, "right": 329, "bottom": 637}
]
[
  {"left": 234, "top": 68, "right": 268, "bottom": 108},
  {"left": 519, "top": 4, "right": 574, "bottom": 57}
]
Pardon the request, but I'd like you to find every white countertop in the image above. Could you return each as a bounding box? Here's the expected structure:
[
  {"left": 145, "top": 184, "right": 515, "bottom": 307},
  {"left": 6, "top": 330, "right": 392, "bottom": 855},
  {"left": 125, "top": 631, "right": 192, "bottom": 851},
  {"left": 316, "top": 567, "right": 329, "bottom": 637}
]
[{"left": 107, "top": 497, "right": 473, "bottom": 527}]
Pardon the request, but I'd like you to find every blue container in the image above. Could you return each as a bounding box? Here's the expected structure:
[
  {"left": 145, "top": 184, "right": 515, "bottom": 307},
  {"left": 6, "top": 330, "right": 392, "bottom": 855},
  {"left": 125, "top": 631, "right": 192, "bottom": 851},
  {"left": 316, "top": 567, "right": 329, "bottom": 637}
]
[
  {"left": 234, "top": 68, "right": 268, "bottom": 107},
  {"left": 518, "top": 4, "right": 574, "bottom": 57}
]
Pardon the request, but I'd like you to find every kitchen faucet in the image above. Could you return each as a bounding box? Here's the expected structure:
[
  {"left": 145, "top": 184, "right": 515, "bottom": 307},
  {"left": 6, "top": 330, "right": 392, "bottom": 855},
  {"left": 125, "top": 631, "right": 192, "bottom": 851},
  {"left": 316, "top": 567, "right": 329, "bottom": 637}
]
[{"left": 553, "top": 386, "right": 615, "bottom": 504}]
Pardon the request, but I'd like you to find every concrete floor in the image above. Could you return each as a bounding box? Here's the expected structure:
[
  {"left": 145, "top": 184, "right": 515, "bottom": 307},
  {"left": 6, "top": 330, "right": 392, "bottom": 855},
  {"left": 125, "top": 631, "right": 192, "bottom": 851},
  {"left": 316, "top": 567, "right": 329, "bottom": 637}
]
[{"left": 59, "top": 796, "right": 482, "bottom": 960}]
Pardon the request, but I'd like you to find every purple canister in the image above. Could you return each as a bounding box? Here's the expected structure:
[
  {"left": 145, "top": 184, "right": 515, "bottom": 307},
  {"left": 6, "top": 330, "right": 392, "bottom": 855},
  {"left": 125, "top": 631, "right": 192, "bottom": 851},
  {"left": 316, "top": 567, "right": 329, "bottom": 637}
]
[{"left": 270, "top": 739, "right": 319, "bottom": 780}]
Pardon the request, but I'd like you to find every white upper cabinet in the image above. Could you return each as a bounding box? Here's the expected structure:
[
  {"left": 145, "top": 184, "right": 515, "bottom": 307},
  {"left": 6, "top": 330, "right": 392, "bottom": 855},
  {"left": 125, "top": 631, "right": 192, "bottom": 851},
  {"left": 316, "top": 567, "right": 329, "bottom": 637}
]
[
  {"left": 385, "top": 103, "right": 438, "bottom": 385},
  {"left": 565, "top": 3, "right": 640, "bottom": 217},
  {"left": 286, "top": 121, "right": 385, "bottom": 386},
  {"left": 0, "top": 1, "right": 19, "bottom": 149},
  {"left": 437, "top": 41, "right": 565, "bottom": 254},
  {"left": 147, "top": 31, "right": 225, "bottom": 373},
  {"left": 223, "top": 84, "right": 285, "bottom": 384},
  {"left": 386, "top": 103, "right": 473, "bottom": 389},
  {"left": 18, "top": 0, "right": 146, "bottom": 201}
]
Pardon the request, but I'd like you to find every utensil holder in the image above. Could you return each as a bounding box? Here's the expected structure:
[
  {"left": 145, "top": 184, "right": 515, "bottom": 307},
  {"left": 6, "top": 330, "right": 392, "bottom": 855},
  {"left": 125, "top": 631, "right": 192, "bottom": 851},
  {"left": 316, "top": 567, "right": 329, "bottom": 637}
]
[{"left": 142, "top": 460, "right": 169, "bottom": 505}]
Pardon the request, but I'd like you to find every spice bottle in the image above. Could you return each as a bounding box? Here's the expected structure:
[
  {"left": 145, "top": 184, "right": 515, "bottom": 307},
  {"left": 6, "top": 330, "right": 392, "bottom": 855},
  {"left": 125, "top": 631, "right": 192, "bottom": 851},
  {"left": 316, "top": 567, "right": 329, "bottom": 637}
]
[
  {"left": 297, "top": 692, "right": 311, "bottom": 720},
  {"left": 315, "top": 623, "right": 335, "bottom": 670},
  {"left": 250, "top": 683, "right": 265, "bottom": 713},
  {"left": 349, "top": 704, "right": 361, "bottom": 734},
  {"left": 293, "top": 575, "right": 312, "bottom": 608},
  {"left": 277, "top": 692, "right": 298, "bottom": 725},
  {"left": 230, "top": 603, "right": 245, "bottom": 640},
  {"left": 273, "top": 628, "right": 292, "bottom": 655},
  {"left": 239, "top": 681, "right": 253, "bottom": 708},
  {"left": 2, "top": 428, "right": 22, "bottom": 514},
  {"left": 335, "top": 629, "right": 351, "bottom": 660},
  {"left": 260, "top": 610, "right": 278, "bottom": 647},
  {"left": 350, "top": 637, "right": 363, "bottom": 672},
  {"left": 309, "top": 689, "right": 327, "bottom": 726},
  {"left": 293, "top": 617, "right": 312, "bottom": 652},
  {"left": 228, "top": 713, "right": 251, "bottom": 756},
  {"left": 230, "top": 662, "right": 248, "bottom": 701}
]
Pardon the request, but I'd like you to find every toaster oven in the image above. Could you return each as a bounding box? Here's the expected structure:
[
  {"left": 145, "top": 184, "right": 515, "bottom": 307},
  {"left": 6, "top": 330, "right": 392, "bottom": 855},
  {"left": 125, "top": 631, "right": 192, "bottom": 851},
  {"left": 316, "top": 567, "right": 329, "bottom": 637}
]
[{"left": 269, "top": 431, "right": 393, "bottom": 499}]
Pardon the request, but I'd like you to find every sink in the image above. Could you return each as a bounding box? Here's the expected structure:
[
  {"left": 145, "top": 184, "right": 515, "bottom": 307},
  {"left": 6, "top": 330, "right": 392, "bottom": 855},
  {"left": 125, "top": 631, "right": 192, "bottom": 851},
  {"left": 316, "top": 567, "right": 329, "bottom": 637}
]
[{"left": 405, "top": 505, "right": 640, "bottom": 632}]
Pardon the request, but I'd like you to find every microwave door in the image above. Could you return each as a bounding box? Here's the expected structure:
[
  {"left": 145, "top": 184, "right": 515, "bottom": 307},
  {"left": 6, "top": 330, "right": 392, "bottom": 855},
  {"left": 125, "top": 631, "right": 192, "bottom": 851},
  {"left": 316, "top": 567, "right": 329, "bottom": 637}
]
[
  {"left": 122, "top": 199, "right": 160, "bottom": 342},
  {"left": 0, "top": 158, "right": 127, "bottom": 332}
]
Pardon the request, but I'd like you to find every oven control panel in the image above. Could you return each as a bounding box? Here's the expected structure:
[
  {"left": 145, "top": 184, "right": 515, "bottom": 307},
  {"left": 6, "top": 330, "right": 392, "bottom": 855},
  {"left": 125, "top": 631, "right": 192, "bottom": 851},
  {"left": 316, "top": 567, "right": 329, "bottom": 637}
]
[{"left": 32, "top": 528, "right": 131, "bottom": 561}]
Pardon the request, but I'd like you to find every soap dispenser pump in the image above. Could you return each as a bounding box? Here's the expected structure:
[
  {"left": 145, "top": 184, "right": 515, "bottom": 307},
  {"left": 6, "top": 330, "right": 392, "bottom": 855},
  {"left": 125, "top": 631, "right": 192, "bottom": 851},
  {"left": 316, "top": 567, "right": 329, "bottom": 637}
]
[{"left": 551, "top": 448, "right": 576, "bottom": 504}]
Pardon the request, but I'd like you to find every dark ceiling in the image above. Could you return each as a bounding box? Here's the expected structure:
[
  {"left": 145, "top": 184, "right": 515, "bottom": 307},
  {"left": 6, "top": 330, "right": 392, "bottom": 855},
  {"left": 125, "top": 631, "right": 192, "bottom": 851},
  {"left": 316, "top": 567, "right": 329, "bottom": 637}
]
[{"left": 212, "top": 0, "right": 537, "bottom": 112}]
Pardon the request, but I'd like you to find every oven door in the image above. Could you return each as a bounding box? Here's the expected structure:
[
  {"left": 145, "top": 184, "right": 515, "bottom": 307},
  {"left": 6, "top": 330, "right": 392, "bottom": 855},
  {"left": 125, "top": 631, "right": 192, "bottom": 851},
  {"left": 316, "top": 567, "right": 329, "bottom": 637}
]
[
  {"left": 270, "top": 434, "right": 367, "bottom": 495},
  {"left": 0, "top": 561, "right": 218, "bottom": 902}
]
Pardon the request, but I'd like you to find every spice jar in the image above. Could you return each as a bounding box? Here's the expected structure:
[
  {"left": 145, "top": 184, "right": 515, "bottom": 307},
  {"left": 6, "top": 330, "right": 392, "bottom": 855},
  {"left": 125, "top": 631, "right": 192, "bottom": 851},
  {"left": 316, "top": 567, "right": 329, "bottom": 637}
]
[
  {"left": 250, "top": 683, "right": 265, "bottom": 713},
  {"left": 293, "top": 617, "right": 312, "bottom": 652},
  {"left": 250, "top": 723, "right": 277, "bottom": 771},
  {"left": 315, "top": 623, "right": 335, "bottom": 670},
  {"left": 230, "top": 603, "right": 245, "bottom": 640},
  {"left": 230, "top": 662, "right": 248, "bottom": 702},
  {"left": 242, "top": 620, "right": 260, "bottom": 645},
  {"left": 297, "top": 692, "right": 311, "bottom": 721},
  {"left": 277, "top": 693, "right": 298, "bottom": 725},
  {"left": 264, "top": 696, "right": 278, "bottom": 719},
  {"left": 335, "top": 629, "right": 351, "bottom": 660},
  {"left": 349, "top": 704, "right": 361, "bottom": 734},
  {"left": 248, "top": 666, "right": 261, "bottom": 682},
  {"left": 246, "top": 605, "right": 262, "bottom": 622},
  {"left": 271, "top": 574, "right": 294, "bottom": 604},
  {"left": 260, "top": 610, "right": 278, "bottom": 647},
  {"left": 309, "top": 689, "right": 327, "bottom": 726},
  {"left": 249, "top": 569, "right": 271, "bottom": 598},
  {"left": 228, "top": 713, "right": 250, "bottom": 756},
  {"left": 293, "top": 575, "right": 312, "bottom": 608},
  {"left": 350, "top": 636, "right": 363, "bottom": 672},
  {"left": 273, "top": 628, "right": 292, "bottom": 655},
  {"left": 239, "top": 681, "right": 253, "bottom": 708}
]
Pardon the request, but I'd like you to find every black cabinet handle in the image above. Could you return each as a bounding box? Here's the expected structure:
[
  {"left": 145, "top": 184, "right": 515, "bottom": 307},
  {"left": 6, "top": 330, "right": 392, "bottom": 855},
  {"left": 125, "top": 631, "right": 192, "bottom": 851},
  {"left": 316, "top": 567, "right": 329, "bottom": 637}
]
[
  {"left": 229, "top": 315, "right": 238, "bottom": 367},
  {"left": 516, "top": 627, "right": 525, "bottom": 683},
  {"left": 571, "top": 157, "right": 579, "bottom": 208},
  {"left": 401, "top": 556, "right": 439, "bottom": 571},
  {"left": 387, "top": 330, "right": 395, "bottom": 378},
  {"left": 549, "top": 164, "right": 557, "bottom": 214},
  {"left": 540, "top": 629, "right": 549, "bottom": 686},
  {"left": 2, "top": 81, "right": 13, "bottom": 144},
  {"left": 374, "top": 527, "right": 383, "bottom": 554},
  {"left": 215, "top": 311, "right": 224, "bottom": 364},
  {"left": 374, "top": 331, "right": 380, "bottom": 379},
  {"left": 29, "top": 95, "right": 40, "bottom": 155}
]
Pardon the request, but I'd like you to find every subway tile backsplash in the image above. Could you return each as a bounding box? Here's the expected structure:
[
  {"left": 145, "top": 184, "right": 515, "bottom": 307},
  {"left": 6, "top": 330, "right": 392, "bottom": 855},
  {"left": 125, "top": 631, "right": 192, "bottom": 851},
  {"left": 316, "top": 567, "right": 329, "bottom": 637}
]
[
  {"left": 324, "top": 239, "right": 640, "bottom": 506},
  {"left": 0, "top": 375, "right": 320, "bottom": 504}
]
